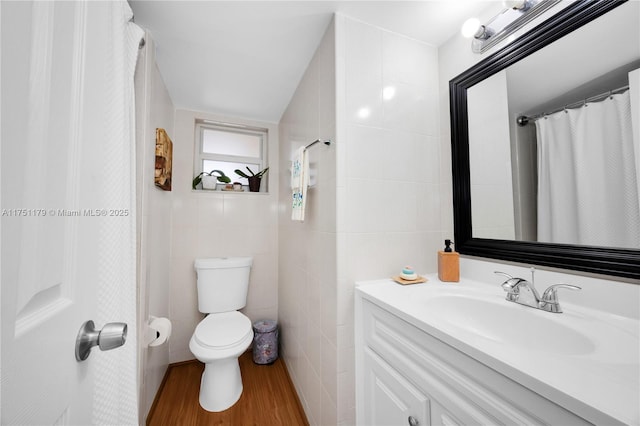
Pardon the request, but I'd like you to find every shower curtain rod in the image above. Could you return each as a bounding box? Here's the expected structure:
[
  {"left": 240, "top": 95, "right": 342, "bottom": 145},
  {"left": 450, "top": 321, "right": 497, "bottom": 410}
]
[
  {"left": 517, "top": 84, "right": 630, "bottom": 126},
  {"left": 304, "top": 139, "right": 331, "bottom": 151}
]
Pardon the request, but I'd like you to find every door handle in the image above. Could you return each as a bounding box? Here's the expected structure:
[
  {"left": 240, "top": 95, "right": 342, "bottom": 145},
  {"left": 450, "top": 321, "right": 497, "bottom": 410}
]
[{"left": 75, "top": 320, "right": 127, "bottom": 361}]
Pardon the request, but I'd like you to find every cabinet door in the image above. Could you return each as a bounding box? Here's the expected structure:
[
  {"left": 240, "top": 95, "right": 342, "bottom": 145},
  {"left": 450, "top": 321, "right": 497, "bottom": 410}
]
[
  {"left": 430, "top": 401, "right": 466, "bottom": 426},
  {"left": 364, "top": 347, "right": 430, "bottom": 426}
]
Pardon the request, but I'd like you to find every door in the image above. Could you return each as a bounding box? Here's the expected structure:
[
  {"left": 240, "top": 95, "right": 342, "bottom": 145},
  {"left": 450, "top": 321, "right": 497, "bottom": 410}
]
[
  {"left": 1, "top": 1, "right": 141, "bottom": 424},
  {"left": 363, "top": 348, "right": 430, "bottom": 426}
]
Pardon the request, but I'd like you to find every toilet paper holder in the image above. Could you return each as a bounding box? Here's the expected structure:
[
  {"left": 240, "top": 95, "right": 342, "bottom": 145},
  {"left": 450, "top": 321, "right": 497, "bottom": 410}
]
[{"left": 147, "top": 316, "right": 172, "bottom": 347}]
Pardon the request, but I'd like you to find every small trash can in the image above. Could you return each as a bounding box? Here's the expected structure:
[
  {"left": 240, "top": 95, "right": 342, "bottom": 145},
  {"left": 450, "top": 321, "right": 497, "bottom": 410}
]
[{"left": 252, "top": 319, "right": 278, "bottom": 365}]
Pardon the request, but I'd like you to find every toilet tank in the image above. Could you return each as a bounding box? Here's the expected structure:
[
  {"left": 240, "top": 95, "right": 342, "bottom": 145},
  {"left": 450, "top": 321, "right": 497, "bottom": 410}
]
[{"left": 194, "top": 257, "right": 253, "bottom": 313}]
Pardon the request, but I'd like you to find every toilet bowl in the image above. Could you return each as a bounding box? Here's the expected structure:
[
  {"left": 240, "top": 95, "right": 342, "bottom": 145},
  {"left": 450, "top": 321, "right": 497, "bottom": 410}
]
[
  {"left": 189, "top": 311, "right": 253, "bottom": 412},
  {"left": 190, "top": 257, "right": 253, "bottom": 412}
]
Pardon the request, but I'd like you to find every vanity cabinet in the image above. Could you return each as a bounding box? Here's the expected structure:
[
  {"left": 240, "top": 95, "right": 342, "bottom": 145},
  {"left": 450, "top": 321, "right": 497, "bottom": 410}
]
[{"left": 356, "top": 296, "right": 589, "bottom": 426}]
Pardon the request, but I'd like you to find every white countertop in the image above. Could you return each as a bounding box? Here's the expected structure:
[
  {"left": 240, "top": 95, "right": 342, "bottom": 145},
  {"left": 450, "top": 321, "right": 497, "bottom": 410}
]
[{"left": 356, "top": 275, "right": 640, "bottom": 425}]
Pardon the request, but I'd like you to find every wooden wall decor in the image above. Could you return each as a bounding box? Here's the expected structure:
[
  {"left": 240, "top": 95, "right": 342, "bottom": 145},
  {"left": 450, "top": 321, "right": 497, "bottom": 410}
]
[{"left": 155, "top": 128, "right": 173, "bottom": 191}]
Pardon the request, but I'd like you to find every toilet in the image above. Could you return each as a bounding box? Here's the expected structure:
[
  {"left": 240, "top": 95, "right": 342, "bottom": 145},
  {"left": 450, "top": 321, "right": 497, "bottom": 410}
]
[{"left": 189, "top": 257, "right": 254, "bottom": 412}]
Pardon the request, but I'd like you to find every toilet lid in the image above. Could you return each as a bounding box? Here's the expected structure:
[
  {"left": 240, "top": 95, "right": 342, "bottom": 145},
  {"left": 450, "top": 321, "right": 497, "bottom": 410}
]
[{"left": 194, "top": 311, "right": 252, "bottom": 348}]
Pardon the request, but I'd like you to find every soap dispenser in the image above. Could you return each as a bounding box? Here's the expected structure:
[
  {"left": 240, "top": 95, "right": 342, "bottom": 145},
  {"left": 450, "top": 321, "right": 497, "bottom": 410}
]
[{"left": 438, "top": 239, "right": 459, "bottom": 282}]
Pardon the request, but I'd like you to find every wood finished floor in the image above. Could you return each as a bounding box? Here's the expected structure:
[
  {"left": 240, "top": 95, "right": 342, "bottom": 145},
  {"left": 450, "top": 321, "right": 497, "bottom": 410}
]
[{"left": 147, "top": 352, "right": 308, "bottom": 426}]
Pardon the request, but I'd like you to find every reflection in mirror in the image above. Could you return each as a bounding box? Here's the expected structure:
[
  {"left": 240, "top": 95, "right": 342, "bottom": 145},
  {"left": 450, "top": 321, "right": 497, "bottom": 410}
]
[
  {"left": 466, "top": 1, "right": 639, "bottom": 249},
  {"left": 450, "top": 0, "right": 640, "bottom": 279}
]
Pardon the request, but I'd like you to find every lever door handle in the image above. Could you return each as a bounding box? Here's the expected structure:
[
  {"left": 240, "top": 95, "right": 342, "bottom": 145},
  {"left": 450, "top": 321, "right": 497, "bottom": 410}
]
[{"left": 75, "top": 320, "right": 127, "bottom": 361}]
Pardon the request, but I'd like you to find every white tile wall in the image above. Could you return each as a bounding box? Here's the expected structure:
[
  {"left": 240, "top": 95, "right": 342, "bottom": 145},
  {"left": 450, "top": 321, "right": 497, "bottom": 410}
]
[
  {"left": 169, "top": 109, "right": 279, "bottom": 363},
  {"left": 278, "top": 18, "right": 338, "bottom": 426},
  {"left": 337, "top": 14, "right": 443, "bottom": 424},
  {"left": 263, "top": 13, "right": 448, "bottom": 423}
]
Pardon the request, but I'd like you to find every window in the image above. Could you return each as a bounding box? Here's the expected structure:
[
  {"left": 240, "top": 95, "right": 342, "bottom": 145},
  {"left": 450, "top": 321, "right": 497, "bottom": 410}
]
[{"left": 194, "top": 120, "right": 268, "bottom": 189}]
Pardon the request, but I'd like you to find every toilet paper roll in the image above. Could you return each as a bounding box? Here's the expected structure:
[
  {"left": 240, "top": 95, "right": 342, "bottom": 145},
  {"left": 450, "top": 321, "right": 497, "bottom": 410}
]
[{"left": 148, "top": 317, "right": 172, "bottom": 347}]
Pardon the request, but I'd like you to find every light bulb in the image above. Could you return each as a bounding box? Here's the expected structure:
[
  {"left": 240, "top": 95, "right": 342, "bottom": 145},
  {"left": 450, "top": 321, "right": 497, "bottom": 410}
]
[{"left": 461, "top": 18, "right": 481, "bottom": 38}]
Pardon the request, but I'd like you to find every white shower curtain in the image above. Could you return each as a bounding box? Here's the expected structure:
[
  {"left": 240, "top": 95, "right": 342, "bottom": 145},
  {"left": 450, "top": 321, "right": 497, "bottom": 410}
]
[
  {"left": 536, "top": 90, "right": 640, "bottom": 248},
  {"left": 93, "top": 1, "right": 143, "bottom": 425}
]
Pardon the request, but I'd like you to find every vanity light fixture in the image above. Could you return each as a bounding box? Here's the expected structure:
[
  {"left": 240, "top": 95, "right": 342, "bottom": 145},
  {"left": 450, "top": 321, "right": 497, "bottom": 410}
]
[
  {"left": 461, "top": 18, "right": 482, "bottom": 38},
  {"left": 466, "top": 0, "right": 560, "bottom": 53}
]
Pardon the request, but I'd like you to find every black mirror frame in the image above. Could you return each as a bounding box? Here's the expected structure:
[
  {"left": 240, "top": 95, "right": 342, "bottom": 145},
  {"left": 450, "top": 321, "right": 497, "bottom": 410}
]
[{"left": 449, "top": 0, "right": 640, "bottom": 280}]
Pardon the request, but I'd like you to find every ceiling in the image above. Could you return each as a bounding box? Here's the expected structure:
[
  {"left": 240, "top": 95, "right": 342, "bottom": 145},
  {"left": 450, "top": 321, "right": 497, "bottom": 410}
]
[
  {"left": 505, "top": 0, "right": 639, "bottom": 116},
  {"left": 130, "top": 1, "right": 493, "bottom": 123}
]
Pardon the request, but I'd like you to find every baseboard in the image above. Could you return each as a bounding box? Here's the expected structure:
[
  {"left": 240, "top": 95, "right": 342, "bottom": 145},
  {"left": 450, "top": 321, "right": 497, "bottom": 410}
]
[{"left": 279, "top": 357, "right": 310, "bottom": 426}]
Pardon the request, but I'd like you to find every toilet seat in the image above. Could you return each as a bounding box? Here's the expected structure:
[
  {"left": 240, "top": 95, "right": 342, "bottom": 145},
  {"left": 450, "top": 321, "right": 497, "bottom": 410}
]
[{"left": 194, "top": 311, "right": 252, "bottom": 349}]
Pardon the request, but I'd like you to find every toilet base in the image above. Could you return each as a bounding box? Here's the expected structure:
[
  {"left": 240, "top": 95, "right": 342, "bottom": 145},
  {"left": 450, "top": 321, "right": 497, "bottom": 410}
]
[{"left": 198, "top": 357, "right": 243, "bottom": 412}]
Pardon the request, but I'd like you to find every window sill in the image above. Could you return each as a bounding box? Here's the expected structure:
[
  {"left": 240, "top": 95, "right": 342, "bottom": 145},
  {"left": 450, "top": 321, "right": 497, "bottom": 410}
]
[{"left": 190, "top": 189, "right": 270, "bottom": 195}]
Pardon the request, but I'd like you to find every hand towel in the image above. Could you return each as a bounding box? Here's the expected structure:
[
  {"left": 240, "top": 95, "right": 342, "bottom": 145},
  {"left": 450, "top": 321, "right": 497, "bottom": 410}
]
[{"left": 291, "top": 146, "right": 309, "bottom": 221}]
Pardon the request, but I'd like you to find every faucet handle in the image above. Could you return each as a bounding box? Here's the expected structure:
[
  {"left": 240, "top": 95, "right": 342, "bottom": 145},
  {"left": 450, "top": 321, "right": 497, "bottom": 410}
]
[
  {"left": 540, "top": 284, "right": 581, "bottom": 313},
  {"left": 495, "top": 271, "right": 525, "bottom": 301},
  {"left": 494, "top": 271, "right": 527, "bottom": 290},
  {"left": 494, "top": 271, "right": 514, "bottom": 280}
]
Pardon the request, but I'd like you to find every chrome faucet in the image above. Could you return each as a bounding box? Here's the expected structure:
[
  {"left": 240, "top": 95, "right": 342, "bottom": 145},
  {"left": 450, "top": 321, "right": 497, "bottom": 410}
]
[{"left": 494, "top": 271, "right": 581, "bottom": 313}]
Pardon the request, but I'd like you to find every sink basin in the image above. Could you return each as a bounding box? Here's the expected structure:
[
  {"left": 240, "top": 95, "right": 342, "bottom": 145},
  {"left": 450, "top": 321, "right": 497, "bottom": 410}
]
[{"left": 423, "top": 294, "right": 596, "bottom": 355}]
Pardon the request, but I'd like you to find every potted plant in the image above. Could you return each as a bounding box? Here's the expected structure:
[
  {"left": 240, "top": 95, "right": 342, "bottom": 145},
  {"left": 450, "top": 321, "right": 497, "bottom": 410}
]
[
  {"left": 192, "top": 169, "right": 231, "bottom": 190},
  {"left": 235, "top": 166, "right": 269, "bottom": 192}
]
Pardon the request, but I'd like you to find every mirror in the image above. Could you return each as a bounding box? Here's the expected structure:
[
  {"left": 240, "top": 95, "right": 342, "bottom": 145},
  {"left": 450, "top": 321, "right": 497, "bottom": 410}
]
[{"left": 450, "top": 0, "right": 640, "bottom": 279}]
